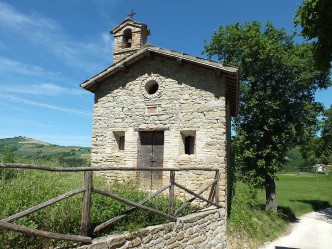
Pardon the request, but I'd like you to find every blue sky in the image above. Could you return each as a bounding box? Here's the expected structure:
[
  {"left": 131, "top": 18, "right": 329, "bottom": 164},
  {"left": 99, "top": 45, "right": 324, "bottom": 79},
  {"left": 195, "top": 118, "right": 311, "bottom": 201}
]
[{"left": 0, "top": 0, "right": 331, "bottom": 147}]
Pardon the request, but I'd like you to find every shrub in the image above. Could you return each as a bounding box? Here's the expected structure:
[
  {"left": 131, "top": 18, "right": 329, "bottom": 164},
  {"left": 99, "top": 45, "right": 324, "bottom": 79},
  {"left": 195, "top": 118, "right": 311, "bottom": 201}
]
[
  {"left": 0, "top": 150, "right": 19, "bottom": 181},
  {"left": 0, "top": 157, "right": 196, "bottom": 248},
  {"left": 227, "top": 182, "right": 288, "bottom": 248}
]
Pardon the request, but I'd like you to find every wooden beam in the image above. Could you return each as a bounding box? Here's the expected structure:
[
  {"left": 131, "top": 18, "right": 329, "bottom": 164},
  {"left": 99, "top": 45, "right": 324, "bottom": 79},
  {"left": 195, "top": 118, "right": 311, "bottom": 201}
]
[
  {"left": 80, "top": 171, "right": 93, "bottom": 237},
  {"left": 119, "top": 64, "right": 128, "bottom": 73},
  {"left": 168, "top": 171, "right": 175, "bottom": 215},
  {"left": 2, "top": 188, "right": 84, "bottom": 223},
  {"left": 93, "top": 188, "right": 176, "bottom": 222},
  {"left": 0, "top": 164, "right": 219, "bottom": 172},
  {"left": 215, "top": 171, "right": 220, "bottom": 204},
  {"left": 177, "top": 58, "right": 184, "bottom": 66},
  {"left": 0, "top": 221, "right": 91, "bottom": 244},
  {"left": 174, "top": 182, "right": 222, "bottom": 208},
  {"left": 215, "top": 68, "right": 221, "bottom": 78},
  {"left": 174, "top": 180, "right": 216, "bottom": 215},
  {"left": 134, "top": 127, "right": 169, "bottom": 132},
  {"left": 144, "top": 50, "right": 155, "bottom": 59},
  {"left": 93, "top": 183, "right": 170, "bottom": 233},
  {"left": 207, "top": 182, "right": 216, "bottom": 204},
  {"left": 227, "top": 88, "right": 237, "bottom": 94},
  {"left": 226, "top": 74, "right": 238, "bottom": 80}
]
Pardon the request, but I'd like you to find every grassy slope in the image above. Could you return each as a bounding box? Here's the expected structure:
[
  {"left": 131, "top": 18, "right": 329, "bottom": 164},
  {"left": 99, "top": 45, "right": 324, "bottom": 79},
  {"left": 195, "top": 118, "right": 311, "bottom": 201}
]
[{"left": 0, "top": 136, "right": 91, "bottom": 164}]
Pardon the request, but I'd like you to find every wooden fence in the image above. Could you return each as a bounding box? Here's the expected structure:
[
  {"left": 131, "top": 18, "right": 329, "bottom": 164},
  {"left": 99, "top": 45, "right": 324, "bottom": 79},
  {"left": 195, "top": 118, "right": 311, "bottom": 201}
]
[{"left": 0, "top": 163, "right": 221, "bottom": 245}]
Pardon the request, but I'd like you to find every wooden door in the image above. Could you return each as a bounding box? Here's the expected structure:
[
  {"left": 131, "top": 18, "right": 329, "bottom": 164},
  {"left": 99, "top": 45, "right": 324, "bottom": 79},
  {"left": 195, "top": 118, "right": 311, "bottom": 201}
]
[{"left": 138, "top": 131, "right": 164, "bottom": 184}]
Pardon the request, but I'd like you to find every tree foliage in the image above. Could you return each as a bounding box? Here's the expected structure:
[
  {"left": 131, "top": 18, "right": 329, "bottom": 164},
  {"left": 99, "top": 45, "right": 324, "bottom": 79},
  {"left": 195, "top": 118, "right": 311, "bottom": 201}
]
[
  {"left": 318, "top": 105, "right": 332, "bottom": 164},
  {"left": 204, "top": 21, "right": 331, "bottom": 210},
  {"left": 296, "top": 105, "right": 332, "bottom": 166},
  {"left": 295, "top": 0, "right": 332, "bottom": 71}
]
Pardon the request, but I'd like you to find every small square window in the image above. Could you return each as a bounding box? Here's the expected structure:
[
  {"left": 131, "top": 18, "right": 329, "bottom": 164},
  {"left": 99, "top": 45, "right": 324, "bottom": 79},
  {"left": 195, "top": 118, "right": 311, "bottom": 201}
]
[
  {"left": 180, "top": 130, "right": 196, "bottom": 155},
  {"left": 113, "top": 131, "right": 125, "bottom": 152},
  {"left": 185, "top": 136, "right": 195, "bottom": 155},
  {"left": 118, "top": 136, "right": 125, "bottom": 151}
]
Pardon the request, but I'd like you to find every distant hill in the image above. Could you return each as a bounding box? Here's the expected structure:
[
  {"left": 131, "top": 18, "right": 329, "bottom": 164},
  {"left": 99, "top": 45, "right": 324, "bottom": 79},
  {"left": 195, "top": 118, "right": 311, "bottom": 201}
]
[{"left": 0, "top": 136, "right": 91, "bottom": 166}]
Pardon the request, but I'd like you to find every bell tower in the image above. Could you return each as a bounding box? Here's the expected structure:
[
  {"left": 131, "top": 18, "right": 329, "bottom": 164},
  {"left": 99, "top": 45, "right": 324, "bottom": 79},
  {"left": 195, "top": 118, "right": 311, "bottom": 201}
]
[{"left": 111, "top": 16, "right": 150, "bottom": 63}]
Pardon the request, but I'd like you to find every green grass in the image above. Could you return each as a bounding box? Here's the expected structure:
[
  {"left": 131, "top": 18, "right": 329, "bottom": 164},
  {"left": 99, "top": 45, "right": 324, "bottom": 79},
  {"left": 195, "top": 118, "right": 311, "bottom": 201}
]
[
  {"left": 258, "top": 173, "right": 332, "bottom": 217},
  {"left": 0, "top": 156, "right": 196, "bottom": 249},
  {"left": 0, "top": 167, "right": 85, "bottom": 248},
  {"left": 227, "top": 183, "right": 288, "bottom": 248},
  {"left": 228, "top": 173, "right": 332, "bottom": 248}
]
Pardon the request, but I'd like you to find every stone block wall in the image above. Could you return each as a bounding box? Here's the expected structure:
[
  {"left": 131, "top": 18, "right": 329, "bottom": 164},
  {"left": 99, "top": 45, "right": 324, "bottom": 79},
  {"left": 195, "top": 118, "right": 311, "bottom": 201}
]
[
  {"left": 112, "top": 21, "right": 149, "bottom": 63},
  {"left": 78, "top": 208, "right": 226, "bottom": 249},
  {"left": 91, "top": 56, "right": 230, "bottom": 207}
]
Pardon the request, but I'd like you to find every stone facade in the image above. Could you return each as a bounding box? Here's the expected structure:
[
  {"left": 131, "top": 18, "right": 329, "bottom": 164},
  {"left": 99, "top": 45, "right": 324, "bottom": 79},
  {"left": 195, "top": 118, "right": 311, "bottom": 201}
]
[
  {"left": 80, "top": 19, "right": 239, "bottom": 248},
  {"left": 91, "top": 55, "right": 229, "bottom": 207},
  {"left": 78, "top": 208, "right": 226, "bottom": 249}
]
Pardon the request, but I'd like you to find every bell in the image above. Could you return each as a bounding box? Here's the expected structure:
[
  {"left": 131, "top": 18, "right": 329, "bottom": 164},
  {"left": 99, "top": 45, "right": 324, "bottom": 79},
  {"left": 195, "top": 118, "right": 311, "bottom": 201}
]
[{"left": 127, "top": 38, "right": 132, "bottom": 44}]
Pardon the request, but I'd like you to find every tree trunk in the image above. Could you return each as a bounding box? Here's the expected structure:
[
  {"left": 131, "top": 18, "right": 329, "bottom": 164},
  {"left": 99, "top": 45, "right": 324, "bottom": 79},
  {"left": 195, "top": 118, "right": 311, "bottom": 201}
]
[{"left": 265, "top": 175, "right": 277, "bottom": 212}]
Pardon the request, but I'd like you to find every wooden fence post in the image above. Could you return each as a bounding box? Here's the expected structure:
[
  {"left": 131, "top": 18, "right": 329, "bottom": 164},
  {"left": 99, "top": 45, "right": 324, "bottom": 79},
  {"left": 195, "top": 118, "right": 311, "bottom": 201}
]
[
  {"left": 215, "top": 170, "right": 220, "bottom": 204},
  {"left": 80, "top": 171, "right": 92, "bottom": 237},
  {"left": 169, "top": 171, "right": 175, "bottom": 215}
]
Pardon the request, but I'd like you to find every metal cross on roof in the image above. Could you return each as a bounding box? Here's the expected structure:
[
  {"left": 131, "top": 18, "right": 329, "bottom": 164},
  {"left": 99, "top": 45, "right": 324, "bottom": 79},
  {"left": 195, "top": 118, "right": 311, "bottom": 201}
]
[{"left": 128, "top": 9, "right": 136, "bottom": 20}]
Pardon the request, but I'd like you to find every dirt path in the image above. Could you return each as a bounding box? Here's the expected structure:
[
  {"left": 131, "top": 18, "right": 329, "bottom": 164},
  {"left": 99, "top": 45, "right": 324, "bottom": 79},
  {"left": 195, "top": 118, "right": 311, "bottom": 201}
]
[{"left": 260, "top": 208, "right": 332, "bottom": 249}]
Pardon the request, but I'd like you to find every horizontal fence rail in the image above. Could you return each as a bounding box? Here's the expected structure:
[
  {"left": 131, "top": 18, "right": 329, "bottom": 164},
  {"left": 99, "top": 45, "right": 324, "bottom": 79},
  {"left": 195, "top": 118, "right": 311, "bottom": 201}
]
[
  {"left": 0, "top": 163, "right": 219, "bottom": 172},
  {"left": 0, "top": 163, "right": 221, "bottom": 245}
]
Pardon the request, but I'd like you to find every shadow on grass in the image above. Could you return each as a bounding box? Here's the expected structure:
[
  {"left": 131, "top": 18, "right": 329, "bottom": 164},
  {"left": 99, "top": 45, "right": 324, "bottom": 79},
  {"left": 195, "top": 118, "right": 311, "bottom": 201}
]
[
  {"left": 320, "top": 207, "right": 332, "bottom": 219},
  {"left": 277, "top": 206, "right": 299, "bottom": 223},
  {"left": 295, "top": 200, "right": 331, "bottom": 211},
  {"left": 257, "top": 204, "right": 299, "bottom": 223},
  {"left": 275, "top": 247, "right": 300, "bottom": 249}
]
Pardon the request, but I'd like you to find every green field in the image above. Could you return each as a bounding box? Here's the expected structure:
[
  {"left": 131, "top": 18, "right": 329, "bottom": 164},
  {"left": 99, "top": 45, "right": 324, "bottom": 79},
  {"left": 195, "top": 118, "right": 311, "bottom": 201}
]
[
  {"left": 228, "top": 173, "right": 332, "bottom": 248},
  {"left": 258, "top": 173, "right": 332, "bottom": 217}
]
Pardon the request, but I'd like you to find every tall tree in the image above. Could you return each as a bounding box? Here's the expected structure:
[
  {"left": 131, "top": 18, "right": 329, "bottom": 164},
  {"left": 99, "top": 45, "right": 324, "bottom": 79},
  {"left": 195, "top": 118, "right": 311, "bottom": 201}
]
[
  {"left": 204, "top": 22, "right": 331, "bottom": 211},
  {"left": 318, "top": 105, "right": 332, "bottom": 164},
  {"left": 295, "top": 0, "right": 332, "bottom": 72}
]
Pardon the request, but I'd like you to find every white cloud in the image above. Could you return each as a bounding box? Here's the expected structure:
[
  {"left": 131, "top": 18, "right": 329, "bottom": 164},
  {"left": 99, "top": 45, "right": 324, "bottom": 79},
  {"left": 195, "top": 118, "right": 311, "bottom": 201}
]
[
  {"left": 53, "top": 36, "right": 113, "bottom": 73},
  {"left": 0, "top": 82, "right": 86, "bottom": 96},
  {"left": 0, "top": 115, "right": 55, "bottom": 129},
  {"left": 0, "top": 99, "right": 33, "bottom": 113},
  {"left": 0, "top": 57, "right": 82, "bottom": 88},
  {"left": 0, "top": 57, "right": 56, "bottom": 76},
  {"left": 0, "top": 2, "right": 58, "bottom": 31},
  {"left": 101, "top": 32, "right": 114, "bottom": 53},
  {"left": 0, "top": 1, "right": 113, "bottom": 73},
  {"left": 0, "top": 92, "right": 91, "bottom": 116}
]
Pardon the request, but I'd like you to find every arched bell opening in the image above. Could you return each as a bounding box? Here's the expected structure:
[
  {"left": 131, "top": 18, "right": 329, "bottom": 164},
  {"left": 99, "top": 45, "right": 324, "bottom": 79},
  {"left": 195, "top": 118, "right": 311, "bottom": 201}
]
[{"left": 123, "top": 28, "right": 132, "bottom": 48}]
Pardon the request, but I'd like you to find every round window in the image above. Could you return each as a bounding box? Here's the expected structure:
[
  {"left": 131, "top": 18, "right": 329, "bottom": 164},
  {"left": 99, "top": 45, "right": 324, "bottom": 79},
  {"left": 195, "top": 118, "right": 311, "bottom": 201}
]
[
  {"left": 141, "top": 75, "right": 164, "bottom": 99},
  {"left": 145, "top": 80, "right": 159, "bottom": 95}
]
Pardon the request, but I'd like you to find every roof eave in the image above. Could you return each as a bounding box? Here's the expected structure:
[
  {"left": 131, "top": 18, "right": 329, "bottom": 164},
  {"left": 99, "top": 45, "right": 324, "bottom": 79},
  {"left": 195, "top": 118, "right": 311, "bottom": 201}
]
[{"left": 80, "top": 46, "right": 238, "bottom": 91}]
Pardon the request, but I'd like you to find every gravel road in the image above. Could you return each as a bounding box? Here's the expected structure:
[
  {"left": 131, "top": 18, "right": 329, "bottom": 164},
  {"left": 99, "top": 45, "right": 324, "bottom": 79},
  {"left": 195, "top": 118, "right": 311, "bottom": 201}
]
[{"left": 260, "top": 207, "right": 332, "bottom": 249}]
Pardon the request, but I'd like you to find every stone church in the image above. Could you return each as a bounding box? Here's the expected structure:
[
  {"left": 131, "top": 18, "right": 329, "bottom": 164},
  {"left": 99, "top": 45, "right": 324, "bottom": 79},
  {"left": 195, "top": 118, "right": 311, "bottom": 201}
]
[{"left": 80, "top": 18, "right": 239, "bottom": 208}]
